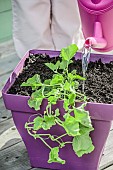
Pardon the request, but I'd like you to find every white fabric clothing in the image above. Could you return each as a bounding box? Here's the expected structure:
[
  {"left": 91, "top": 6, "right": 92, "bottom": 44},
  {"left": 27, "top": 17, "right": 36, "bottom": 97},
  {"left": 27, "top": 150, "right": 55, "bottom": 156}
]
[{"left": 12, "top": 0, "right": 84, "bottom": 58}]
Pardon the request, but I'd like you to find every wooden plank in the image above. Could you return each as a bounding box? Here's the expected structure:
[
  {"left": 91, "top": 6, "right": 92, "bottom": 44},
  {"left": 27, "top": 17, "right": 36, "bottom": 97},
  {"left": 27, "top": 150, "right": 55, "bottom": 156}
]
[
  {"left": 0, "top": 97, "right": 12, "bottom": 122},
  {"left": 0, "top": 125, "right": 21, "bottom": 151},
  {"left": 0, "top": 129, "right": 112, "bottom": 170},
  {"left": 104, "top": 165, "right": 113, "bottom": 170},
  {"left": 0, "top": 141, "right": 31, "bottom": 170},
  {"left": 0, "top": 53, "right": 19, "bottom": 76},
  {"left": 0, "top": 140, "right": 50, "bottom": 170},
  {"left": 0, "top": 72, "right": 11, "bottom": 91},
  {"left": 0, "top": 40, "right": 16, "bottom": 59},
  {"left": 0, "top": 118, "right": 14, "bottom": 135},
  {"left": 0, "top": 118, "right": 21, "bottom": 151},
  {"left": 100, "top": 130, "right": 113, "bottom": 169}
]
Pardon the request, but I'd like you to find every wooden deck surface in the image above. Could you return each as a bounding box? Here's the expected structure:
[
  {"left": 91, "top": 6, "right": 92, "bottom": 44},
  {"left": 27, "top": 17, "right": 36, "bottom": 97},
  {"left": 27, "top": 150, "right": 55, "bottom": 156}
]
[{"left": 0, "top": 40, "right": 113, "bottom": 170}]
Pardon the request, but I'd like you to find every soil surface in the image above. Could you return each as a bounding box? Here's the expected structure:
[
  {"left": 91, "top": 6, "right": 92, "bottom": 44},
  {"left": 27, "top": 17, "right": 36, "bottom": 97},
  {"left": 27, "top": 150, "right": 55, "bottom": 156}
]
[{"left": 8, "top": 53, "right": 113, "bottom": 104}]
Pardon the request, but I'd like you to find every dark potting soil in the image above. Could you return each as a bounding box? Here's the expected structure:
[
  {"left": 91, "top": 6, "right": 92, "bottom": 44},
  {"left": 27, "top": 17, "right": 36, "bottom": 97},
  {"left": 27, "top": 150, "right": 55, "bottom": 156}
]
[{"left": 8, "top": 53, "right": 113, "bottom": 104}]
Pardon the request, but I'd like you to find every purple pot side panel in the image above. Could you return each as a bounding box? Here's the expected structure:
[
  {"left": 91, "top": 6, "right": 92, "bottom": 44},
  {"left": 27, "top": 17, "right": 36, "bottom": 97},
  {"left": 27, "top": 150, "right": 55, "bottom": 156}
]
[{"left": 2, "top": 50, "right": 113, "bottom": 170}]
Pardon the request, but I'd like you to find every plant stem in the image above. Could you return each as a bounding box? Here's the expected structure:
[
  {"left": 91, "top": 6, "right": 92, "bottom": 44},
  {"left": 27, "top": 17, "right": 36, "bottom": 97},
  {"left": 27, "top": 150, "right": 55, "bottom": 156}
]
[
  {"left": 64, "top": 141, "right": 72, "bottom": 144},
  {"left": 46, "top": 105, "right": 49, "bottom": 116},
  {"left": 55, "top": 119, "right": 63, "bottom": 127},
  {"left": 49, "top": 104, "right": 52, "bottom": 115},
  {"left": 38, "top": 134, "right": 50, "bottom": 136},
  {"left": 27, "top": 129, "right": 52, "bottom": 150},
  {"left": 38, "top": 135, "right": 52, "bottom": 150},
  {"left": 51, "top": 138, "right": 62, "bottom": 145},
  {"left": 26, "top": 122, "right": 34, "bottom": 125},
  {"left": 54, "top": 133, "right": 67, "bottom": 141},
  {"left": 27, "top": 129, "right": 35, "bottom": 137},
  {"left": 75, "top": 91, "right": 85, "bottom": 96}
]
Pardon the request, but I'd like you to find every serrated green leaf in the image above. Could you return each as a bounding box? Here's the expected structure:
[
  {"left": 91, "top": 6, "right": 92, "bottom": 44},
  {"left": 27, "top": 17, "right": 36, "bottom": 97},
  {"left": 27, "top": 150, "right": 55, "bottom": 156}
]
[
  {"left": 21, "top": 74, "right": 42, "bottom": 90},
  {"left": 48, "top": 147, "right": 65, "bottom": 164},
  {"left": 45, "top": 61, "right": 60, "bottom": 72},
  {"left": 74, "top": 81, "right": 79, "bottom": 89},
  {"left": 33, "top": 116, "right": 43, "bottom": 130},
  {"left": 45, "top": 63, "right": 56, "bottom": 71},
  {"left": 68, "top": 93, "right": 76, "bottom": 105},
  {"left": 31, "top": 89, "right": 43, "bottom": 98},
  {"left": 28, "top": 97, "right": 43, "bottom": 111},
  {"left": 44, "top": 79, "right": 51, "bottom": 85},
  {"left": 74, "top": 105, "right": 92, "bottom": 128},
  {"left": 60, "top": 44, "right": 78, "bottom": 61},
  {"left": 71, "top": 70, "right": 77, "bottom": 75},
  {"left": 28, "top": 89, "right": 43, "bottom": 110},
  {"left": 68, "top": 73, "right": 75, "bottom": 80},
  {"left": 75, "top": 75, "right": 86, "bottom": 81},
  {"left": 47, "top": 89, "right": 59, "bottom": 96},
  {"left": 63, "top": 81, "right": 70, "bottom": 91},
  {"left": 68, "top": 73, "right": 85, "bottom": 81},
  {"left": 63, "top": 99, "right": 69, "bottom": 111},
  {"left": 50, "top": 74, "right": 64, "bottom": 85},
  {"left": 42, "top": 115, "right": 56, "bottom": 130},
  {"left": 59, "top": 60, "right": 67, "bottom": 69},
  {"left": 48, "top": 96, "right": 58, "bottom": 104},
  {"left": 79, "top": 124, "right": 94, "bottom": 135},
  {"left": 72, "top": 133, "right": 95, "bottom": 157},
  {"left": 55, "top": 60, "right": 61, "bottom": 70},
  {"left": 63, "top": 115, "right": 80, "bottom": 136}
]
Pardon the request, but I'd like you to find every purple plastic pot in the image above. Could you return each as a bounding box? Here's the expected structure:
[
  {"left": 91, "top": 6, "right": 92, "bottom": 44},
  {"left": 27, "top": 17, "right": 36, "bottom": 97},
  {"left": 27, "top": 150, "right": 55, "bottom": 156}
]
[{"left": 2, "top": 50, "right": 113, "bottom": 170}]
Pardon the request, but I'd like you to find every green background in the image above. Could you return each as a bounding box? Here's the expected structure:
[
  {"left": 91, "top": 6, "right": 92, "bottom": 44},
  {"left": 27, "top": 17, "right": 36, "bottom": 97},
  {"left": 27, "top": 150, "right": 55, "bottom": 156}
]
[{"left": 0, "top": 0, "right": 12, "bottom": 43}]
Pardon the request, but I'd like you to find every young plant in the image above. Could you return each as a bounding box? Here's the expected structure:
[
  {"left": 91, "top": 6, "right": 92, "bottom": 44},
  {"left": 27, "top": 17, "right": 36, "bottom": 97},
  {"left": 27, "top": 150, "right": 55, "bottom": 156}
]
[{"left": 21, "top": 44, "right": 94, "bottom": 164}]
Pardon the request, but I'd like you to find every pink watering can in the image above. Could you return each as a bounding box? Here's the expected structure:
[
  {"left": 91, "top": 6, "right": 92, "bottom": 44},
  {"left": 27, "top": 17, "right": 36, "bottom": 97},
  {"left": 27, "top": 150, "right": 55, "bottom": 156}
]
[{"left": 77, "top": 0, "right": 113, "bottom": 52}]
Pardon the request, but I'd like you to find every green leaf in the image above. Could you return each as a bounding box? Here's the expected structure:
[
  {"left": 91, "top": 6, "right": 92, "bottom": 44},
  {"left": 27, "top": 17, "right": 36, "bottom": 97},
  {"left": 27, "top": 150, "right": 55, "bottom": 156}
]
[
  {"left": 68, "top": 93, "right": 76, "bottom": 105},
  {"left": 45, "top": 61, "right": 60, "bottom": 72},
  {"left": 68, "top": 73, "right": 85, "bottom": 81},
  {"left": 48, "top": 147, "right": 65, "bottom": 164},
  {"left": 28, "top": 89, "right": 43, "bottom": 110},
  {"left": 50, "top": 74, "right": 64, "bottom": 85},
  {"left": 63, "top": 99, "right": 69, "bottom": 111},
  {"left": 33, "top": 115, "right": 56, "bottom": 131},
  {"left": 79, "top": 124, "right": 94, "bottom": 135},
  {"left": 42, "top": 115, "right": 56, "bottom": 130},
  {"left": 55, "top": 60, "right": 61, "bottom": 70},
  {"left": 75, "top": 75, "right": 86, "bottom": 81},
  {"left": 47, "top": 89, "right": 59, "bottom": 97},
  {"left": 33, "top": 116, "right": 43, "bottom": 130},
  {"left": 28, "top": 97, "right": 43, "bottom": 111},
  {"left": 63, "top": 114, "right": 80, "bottom": 136},
  {"left": 21, "top": 74, "right": 42, "bottom": 90},
  {"left": 59, "top": 60, "right": 68, "bottom": 70},
  {"left": 72, "top": 133, "right": 95, "bottom": 157},
  {"left": 44, "top": 79, "right": 51, "bottom": 85},
  {"left": 48, "top": 96, "right": 58, "bottom": 104},
  {"left": 45, "top": 63, "right": 56, "bottom": 72},
  {"left": 74, "top": 81, "right": 79, "bottom": 89},
  {"left": 68, "top": 73, "right": 75, "bottom": 80},
  {"left": 71, "top": 70, "right": 77, "bottom": 75},
  {"left": 74, "top": 104, "right": 92, "bottom": 128},
  {"left": 63, "top": 81, "right": 70, "bottom": 91},
  {"left": 60, "top": 44, "right": 78, "bottom": 61}
]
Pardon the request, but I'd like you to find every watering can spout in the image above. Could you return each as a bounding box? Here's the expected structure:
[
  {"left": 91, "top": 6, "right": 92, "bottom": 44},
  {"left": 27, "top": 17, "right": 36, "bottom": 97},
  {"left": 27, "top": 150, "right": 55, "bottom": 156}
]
[{"left": 85, "top": 22, "right": 107, "bottom": 49}]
